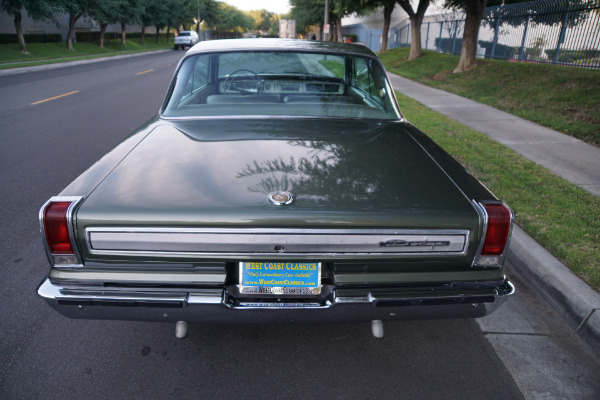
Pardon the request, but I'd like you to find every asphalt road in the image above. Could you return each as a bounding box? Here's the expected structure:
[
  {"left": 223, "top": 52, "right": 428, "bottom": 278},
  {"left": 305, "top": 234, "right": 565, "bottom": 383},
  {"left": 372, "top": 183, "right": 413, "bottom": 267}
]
[{"left": 0, "top": 50, "right": 559, "bottom": 399}]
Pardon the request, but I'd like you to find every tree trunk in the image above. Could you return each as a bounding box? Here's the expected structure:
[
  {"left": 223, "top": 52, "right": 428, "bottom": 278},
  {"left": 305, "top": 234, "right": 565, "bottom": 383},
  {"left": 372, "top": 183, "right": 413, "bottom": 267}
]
[
  {"left": 408, "top": 16, "right": 424, "bottom": 59},
  {"left": 381, "top": 4, "right": 394, "bottom": 53},
  {"left": 121, "top": 22, "right": 126, "bottom": 46},
  {"left": 335, "top": 17, "right": 343, "bottom": 42},
  {"left": 66, "top": 13, "right": 82, "bottom": 51},
  {"left": 397, "top": 0, "right": 430, "bottom": 60},
  {"left": 454, "top": 0, "right": 487, "bottom": 73},
  {"left": 155, "top": 26, "right": 160, "bottom": 44},
  {"left": 99, "top": 23, "right": 107, "bottom": 48},
  {"left": 13, "top": 13, "right": 28, "bottom": 54},
  {"left": 140, "top": 26, "right": 145, "bottom": 45},
  {"left": 166, "top": 26, "right": 171, "bottom": 43}
]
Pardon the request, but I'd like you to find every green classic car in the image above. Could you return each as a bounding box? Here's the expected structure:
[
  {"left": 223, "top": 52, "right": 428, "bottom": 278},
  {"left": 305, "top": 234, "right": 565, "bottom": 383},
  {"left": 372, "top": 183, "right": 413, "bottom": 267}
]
[{"left": 38, "top": 39, "right": 514, "bottom": 338}]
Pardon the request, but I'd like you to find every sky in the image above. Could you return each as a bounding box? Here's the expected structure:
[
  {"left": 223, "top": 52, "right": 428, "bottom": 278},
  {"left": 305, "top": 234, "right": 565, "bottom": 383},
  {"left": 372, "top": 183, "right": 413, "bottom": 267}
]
[{"left": 221, "top": 0, "right": 291, "bottom": 14}]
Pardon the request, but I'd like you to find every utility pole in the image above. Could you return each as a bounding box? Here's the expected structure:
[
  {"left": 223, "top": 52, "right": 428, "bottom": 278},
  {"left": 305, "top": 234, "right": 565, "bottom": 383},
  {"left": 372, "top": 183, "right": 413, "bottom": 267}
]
[{"left": 323, "top": 0, "right": 330, "bottom": 41}]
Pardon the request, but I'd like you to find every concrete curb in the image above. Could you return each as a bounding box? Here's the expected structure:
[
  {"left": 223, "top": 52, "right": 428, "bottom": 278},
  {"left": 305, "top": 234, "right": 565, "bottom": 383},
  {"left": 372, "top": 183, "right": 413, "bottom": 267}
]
[
  {"left": 0, "top": 49, "right": 171, "bottom": 77},
  {"left": 506, "top": 226, "right": 600, "bottom": 358}
]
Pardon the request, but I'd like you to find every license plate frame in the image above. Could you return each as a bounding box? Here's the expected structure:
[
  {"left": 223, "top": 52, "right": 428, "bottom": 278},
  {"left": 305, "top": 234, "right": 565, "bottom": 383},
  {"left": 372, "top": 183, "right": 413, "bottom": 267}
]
[{"left": 238, "top": 262, "right": 322, "bottom": 295}]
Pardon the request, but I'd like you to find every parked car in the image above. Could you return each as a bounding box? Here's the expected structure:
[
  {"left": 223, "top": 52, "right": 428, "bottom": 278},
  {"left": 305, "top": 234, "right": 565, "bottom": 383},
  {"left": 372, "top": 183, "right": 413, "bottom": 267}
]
[
  {"left": 174, "top": 30, "right": 199, "bottom": 50},
  {"left": 38, "top": 39, "right": 514, "bottom": 339}
]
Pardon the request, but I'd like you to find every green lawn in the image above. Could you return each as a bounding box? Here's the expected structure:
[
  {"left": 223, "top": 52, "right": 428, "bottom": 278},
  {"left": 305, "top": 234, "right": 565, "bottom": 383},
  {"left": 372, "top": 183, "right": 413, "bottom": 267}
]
[
  {"left": 0, "top": 37, "right": 172, "bottom": 68},
  {"left": 379, "top": 48, "right": 600, "bottom": 146},
  {"left": 395, "top": 91, "right": 600, "bottom": 291}
]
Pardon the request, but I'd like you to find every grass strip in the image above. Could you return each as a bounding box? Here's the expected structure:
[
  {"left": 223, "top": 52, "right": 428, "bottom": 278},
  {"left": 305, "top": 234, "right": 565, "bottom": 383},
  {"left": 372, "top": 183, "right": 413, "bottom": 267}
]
[
  {"left": 395, "top": 91, "right": 600, "bottom": 291},
  {"left": 380, "top": 48, "right": 600, "bottom": 146},
  {"left": 0, "top": 39, "right": 172, "bottom": 69}
]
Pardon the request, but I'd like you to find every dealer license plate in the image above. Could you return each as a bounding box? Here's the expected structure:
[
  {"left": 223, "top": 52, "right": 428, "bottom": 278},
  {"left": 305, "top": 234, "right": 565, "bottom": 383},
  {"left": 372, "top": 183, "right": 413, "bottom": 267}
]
[{"left": 239, "top": 262, "right": 321, "bottom": 295}]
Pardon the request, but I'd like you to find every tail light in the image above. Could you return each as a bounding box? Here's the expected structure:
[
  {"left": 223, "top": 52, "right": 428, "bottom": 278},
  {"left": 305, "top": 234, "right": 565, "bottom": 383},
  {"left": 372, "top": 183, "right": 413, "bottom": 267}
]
[
  {"left": 40, "top": 197, "right": 83, "bottom": 266},
  {"left": 474, "top": 202, "right": 513, "bottom": 268}
]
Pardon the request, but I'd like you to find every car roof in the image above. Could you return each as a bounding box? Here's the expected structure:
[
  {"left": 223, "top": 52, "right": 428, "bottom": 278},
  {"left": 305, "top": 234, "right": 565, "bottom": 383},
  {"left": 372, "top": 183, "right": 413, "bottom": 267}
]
[{"left": 186, "top": 38, "right": 377, "bottom": 58}]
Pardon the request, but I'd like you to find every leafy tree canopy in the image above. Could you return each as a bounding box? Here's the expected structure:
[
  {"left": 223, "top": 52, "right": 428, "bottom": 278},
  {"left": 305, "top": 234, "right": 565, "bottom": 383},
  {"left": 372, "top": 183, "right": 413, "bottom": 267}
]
[
  {"left": 0, "top": 0, "right": 58, "bottom": 20},
  {"left": 248, "top": 9, "right": 280, "bottom": 35},
  {"left": 204, "top": 2, "right": 254, "bottom": 31},
  {"left": 289, "top": 0, "right": 372, "bottom": 34}
]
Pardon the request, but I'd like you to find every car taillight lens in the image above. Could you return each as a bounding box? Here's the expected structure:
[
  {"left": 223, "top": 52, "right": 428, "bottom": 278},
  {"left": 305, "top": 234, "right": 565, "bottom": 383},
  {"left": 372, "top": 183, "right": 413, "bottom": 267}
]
[
  {"left": 43, "top": 201, "right": 74, "bottom": 254},
  {"left": 481, "top": 203, "right": 511, "bottom": 256}
]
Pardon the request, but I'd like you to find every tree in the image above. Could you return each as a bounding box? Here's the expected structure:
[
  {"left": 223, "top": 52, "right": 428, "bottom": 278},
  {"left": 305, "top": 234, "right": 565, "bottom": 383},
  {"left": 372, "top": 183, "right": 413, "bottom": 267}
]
[
  {"left": 88, "top": 0, "right": 123, "bottom": 48},
  {"left": 116, "top": 0, "right": 144, "bottom": 46},
  {"left": 248, "top": 9, "right": 280, "bottom": 36},
  {"left": 379, "top": 0, "right": 397, "bottom": 53},
  {"left": 332, "top": 0, "right": 378, "bottom": 42},
  {"left": 59, "top": 0, "right": 96, "bottom": 50},
  {"left": 396, "top": 0, "right": 430, "bottom": 58},
  {"left": 142, "top": 0, "right": 169, "bottom": 44},
  {"left": 0, "top": 0, "right": 58, "bottom": 53},
  {"left": 168, "top": 0, "right": 198, "bottom": 32},
  {"left": 194, "top": 0, "right": 218, "bottom": 35},
  {"left": 442, "top": 0, "right": 487, "bottom": 72},
  {"left": 204, "top": 2, "right": 253, "bottom": 33},
  {"left": 290, "top": 0, "right": 371, "bottom": 41},
  {"left": 289, "top": 0, "right": 324, "bottom": 36}
]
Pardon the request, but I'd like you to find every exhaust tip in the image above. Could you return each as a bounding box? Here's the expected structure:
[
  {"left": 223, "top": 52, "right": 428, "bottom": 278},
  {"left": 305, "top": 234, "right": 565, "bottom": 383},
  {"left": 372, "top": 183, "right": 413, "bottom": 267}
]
[
  {"left": 175, "top": 321, "right": 188, "bottom": 339},
  {"left": 371, "top": 320, "right": 384, "bottom": 338}
]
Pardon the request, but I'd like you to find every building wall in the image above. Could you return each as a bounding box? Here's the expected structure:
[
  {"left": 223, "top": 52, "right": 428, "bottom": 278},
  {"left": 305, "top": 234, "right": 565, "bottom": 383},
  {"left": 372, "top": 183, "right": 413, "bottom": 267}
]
[
  {"left": 0, "top": 9, "right": 154, "bottom": 41},
  {"left": 342, "top": 6, "right": 409, "bottom": 52},
  {"left": 343, "top": 7, "right": 408, "bottom": 30}
]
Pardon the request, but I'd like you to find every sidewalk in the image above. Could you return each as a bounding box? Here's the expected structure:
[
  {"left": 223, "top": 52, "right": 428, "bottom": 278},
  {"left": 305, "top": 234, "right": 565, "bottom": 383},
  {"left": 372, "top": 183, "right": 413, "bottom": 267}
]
[
  {"left": 388, "top": 72, "right": 600, "bottom": 358},
  {"left": 388, "top": 73, "right": 600, "bottom": 197}
]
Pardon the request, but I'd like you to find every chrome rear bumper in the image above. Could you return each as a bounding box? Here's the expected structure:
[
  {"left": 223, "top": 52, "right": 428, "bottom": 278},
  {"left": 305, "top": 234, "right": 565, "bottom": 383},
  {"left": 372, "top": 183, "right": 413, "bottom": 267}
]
[{"left": 37, "top": 278, "right": 514, "bottom": 324}]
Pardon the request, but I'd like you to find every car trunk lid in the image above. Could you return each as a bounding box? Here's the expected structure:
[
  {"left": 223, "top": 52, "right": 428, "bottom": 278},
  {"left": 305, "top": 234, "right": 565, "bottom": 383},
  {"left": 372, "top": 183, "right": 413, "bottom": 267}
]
[{"left": 75, "top": 119, "right": 481, "bottom": 259}]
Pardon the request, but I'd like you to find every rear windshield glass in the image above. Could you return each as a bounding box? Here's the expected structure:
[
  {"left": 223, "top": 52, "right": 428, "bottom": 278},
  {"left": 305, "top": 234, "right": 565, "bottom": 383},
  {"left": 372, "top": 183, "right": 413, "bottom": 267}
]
[
  {"left": 161, "top": 51, "right": 399, "bottom": 120},
  {"left": 179, "top": 32, "right": 191, "bottom": 36}
]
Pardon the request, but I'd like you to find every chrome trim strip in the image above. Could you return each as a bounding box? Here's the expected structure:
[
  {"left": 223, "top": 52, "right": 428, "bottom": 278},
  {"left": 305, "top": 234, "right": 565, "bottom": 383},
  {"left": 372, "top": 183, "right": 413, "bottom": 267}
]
[
  {"left": 85, "top": 227, "right": 470, "bottom": 258},
  {"left": 159, "top": 115, "right": 399, "bottom": 122},
  {"left": 38, "top": 279, "right": 514, "bottom": 312},
  {"left": 87, "top": 227, "right": 467, "bottom": 234},
  {"left": 37, "top": 279, "right": 188, "bottom": 304},
  {"left": 49, "top": 269, "right": 226, "bottom": 285},
  {"left": 471, "top": 200, "right": 489, "bottom": 268},
  {"left": 39, "top": 196, "right": 84, "bottom": 267}
]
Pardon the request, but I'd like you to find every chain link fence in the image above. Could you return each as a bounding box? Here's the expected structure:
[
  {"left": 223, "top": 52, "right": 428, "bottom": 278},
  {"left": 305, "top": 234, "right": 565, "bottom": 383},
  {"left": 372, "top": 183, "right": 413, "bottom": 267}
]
[{"left": 391, "top": 0, "right": 600, "bottom": 68}]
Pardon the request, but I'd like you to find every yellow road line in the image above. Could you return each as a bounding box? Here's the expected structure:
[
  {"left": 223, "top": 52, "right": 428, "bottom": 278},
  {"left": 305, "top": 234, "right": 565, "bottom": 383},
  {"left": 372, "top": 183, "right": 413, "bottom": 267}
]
[
  {"left": 31, "top": 90, "right": 79, "bottom": 105},
  {"left": 136, "top": 69, "right": 154, "bottom": 75}
]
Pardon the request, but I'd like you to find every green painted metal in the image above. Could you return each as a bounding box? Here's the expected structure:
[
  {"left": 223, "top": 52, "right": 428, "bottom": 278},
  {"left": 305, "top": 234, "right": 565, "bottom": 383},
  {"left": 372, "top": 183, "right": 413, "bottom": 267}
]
[{"left": 74, "top": 119, "right": 481, "bottom": 233}]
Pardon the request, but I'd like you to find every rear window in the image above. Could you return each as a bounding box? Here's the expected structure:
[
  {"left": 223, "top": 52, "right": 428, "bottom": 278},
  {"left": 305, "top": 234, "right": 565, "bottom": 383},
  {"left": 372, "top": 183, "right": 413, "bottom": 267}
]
[
  {"left": 179, "top": 32, "right": 191, "bottom": 37},
  {"left": 161, "top": 51, "right": 400, "bottom": 120}
]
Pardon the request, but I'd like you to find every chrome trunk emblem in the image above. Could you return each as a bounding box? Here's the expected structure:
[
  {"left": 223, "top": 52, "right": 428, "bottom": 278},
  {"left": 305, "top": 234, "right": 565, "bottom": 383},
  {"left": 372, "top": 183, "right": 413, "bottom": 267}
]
[{"left": 269, "top": 192, "right": 294, "bottom": 205}]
